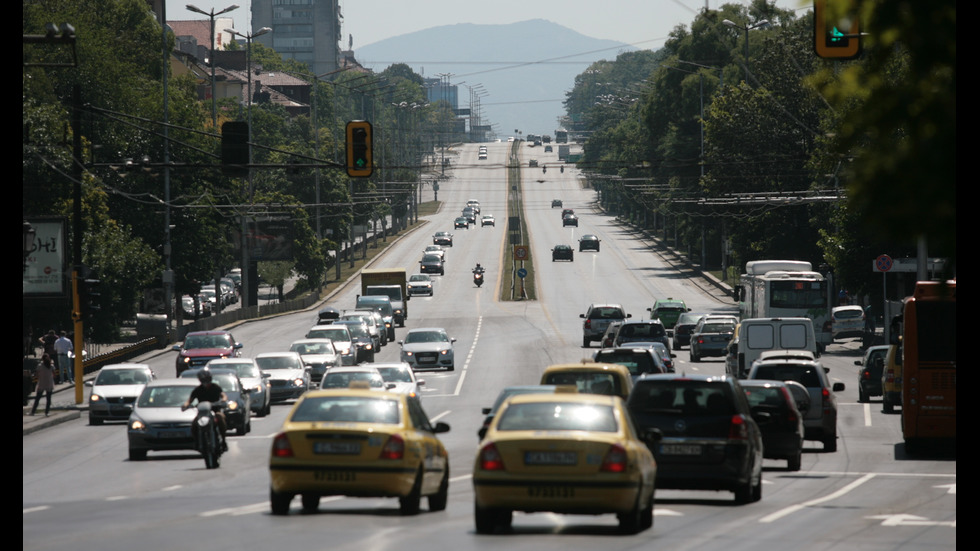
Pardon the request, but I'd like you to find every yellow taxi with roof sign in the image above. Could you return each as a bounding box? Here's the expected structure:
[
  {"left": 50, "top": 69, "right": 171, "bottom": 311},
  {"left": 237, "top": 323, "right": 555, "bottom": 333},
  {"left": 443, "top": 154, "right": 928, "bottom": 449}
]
[
  {"left": 472, "top": 387, "right": 660, "bottom": 534},
  {"left": 268, "top": 381, "right": 450, "bottom": 516},
  {"left": 539, "top": 361, "right": 633, "bottom": 401}
]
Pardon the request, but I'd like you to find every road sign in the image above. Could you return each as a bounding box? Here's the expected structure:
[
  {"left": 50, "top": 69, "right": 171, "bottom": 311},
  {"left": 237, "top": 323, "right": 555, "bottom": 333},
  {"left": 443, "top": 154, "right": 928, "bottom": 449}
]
[
  {"left": 517, "top": 268, "right": 527, "bottom": 279},
  {"left": 874, "top": 254, "right": 893, "bottom": 273},
  {"left": 513, "top": 246, "right": 528, "bottom": 261}
]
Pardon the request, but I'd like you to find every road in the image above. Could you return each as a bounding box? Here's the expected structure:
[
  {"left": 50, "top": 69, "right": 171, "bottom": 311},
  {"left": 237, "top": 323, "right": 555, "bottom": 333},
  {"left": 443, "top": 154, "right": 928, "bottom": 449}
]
[{"left": 24, "top": 142, "right": 955, "bottom": 551}]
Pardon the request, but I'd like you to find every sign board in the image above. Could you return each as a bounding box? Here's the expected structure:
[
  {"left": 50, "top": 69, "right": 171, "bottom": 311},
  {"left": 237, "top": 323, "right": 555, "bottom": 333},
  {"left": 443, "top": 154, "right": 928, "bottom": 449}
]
[
  {"left": 23, "top": 217, "right": 68, "bottom": 296},
  {"left": 517, "top": 268, "right": 527, "bottom": 279},
  {"left": 872, "top": 257, "right": 946, "bottom": 273},
  {"left": 513, "top": 246, "right": 528, "bottom": 261}
]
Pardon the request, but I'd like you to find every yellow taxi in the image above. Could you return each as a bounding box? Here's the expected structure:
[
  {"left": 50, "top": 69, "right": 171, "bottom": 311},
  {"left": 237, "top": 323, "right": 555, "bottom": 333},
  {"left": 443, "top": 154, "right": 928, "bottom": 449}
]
[
  {"left": 268, "top": 383, "right": 450, "bottom": 516},
  {"left": 539, "top": 361, "right": 633, "bottom": 401},
  {"left": 881, "top": 344, "right": 902, "bottom": 413},
  {"left": 472, "top": 387, "right": 660, "bottom": 534}
]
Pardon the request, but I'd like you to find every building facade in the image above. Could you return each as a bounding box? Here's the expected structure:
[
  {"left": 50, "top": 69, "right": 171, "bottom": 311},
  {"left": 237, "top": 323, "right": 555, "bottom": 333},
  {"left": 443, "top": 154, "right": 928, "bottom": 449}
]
[{"left": 251, "top": 0, "right": 341, "bottom": 76}]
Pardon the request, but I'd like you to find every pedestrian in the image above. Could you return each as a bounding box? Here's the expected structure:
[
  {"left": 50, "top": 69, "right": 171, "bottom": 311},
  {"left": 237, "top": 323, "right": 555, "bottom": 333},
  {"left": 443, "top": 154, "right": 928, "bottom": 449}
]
[
  {"left": 39, "top": 329, "right": 57, "bottom": 357},
  {"left": 31, "top": 353, "right": 56, "bottom": 416},
  {"left": 864, "top": 304, "right": 875, "bottom": 334},
  {"left": 54, "top": 330, "right": 73, "bottom": 384}
]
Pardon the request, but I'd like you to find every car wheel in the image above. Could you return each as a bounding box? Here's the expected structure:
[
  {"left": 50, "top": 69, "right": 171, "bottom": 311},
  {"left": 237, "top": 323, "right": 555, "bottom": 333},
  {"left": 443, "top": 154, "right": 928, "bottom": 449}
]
[
  {"left": 301, "top": 494, "right": 320, "bottom": 514},
  {"left": 428, "top": 467, "right": 449, "bottom": 511},
  {"left": 734, "top": 473, "right": 761, "bottom": 504},
  {"left": 270, "top": 488, "right": 292, "bottom": 515},
  {"left": 824, "top": 434, "right": 838, "bottom": 453},
  {"left": 90, "top": 416, "right": 103, "bottom": 426},
  {"left": 883, "top": 398, "right": 894, "bottom": 414},
  {"left": 475, "top": 504, "right": 511, "bottom": 534},
  {"left": 128, "top": 448, "right": 147, "bottom": 461},
  {"left": 673, "top": 339, "right": 680, "bottom": 351},
  {"left": 263, "top": 398, "right": 272, "bottom": 417},
  {"left": 690, "top": 349, "right": 700, "bottom": 362},
  {"left": 787, "top": 450, "right": 802, "bottom": 471},
  {"left": 399, "top": 468, "right": 423, "bottom": 516},
  {"left": 617, "top": 485, "right": 645, "bottom": 534},
  {"left": 583, "top": 336, "right": 591, "bottom": 348},
  {"left": 858, "top": 385, "right": 868, "bottom": 403}
]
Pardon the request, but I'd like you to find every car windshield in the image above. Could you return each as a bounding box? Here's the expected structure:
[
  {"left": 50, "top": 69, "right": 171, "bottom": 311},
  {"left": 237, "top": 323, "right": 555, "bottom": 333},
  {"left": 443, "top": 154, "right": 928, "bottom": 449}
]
[
  {"left": 255, "top": 356, "right": 301, "bottom": 370},
  {"left": 184, "top": 334, "right": 231, "bottom": 349},
  {"left": 95, "top": 369, "right": 150, "bottom": 385},
  {"left": 307, "top": 328, "right": 350, "bottom": 342},
  {"left": 137, "top": 385, "right": 194, "bottom": 408},
  {"left": 422, "top": 254, "right": 442, "bottom": 262},
  {"left": 629, "top": 381, "right": 735, "bottom": 416},
  {"left": 405, "top": 330, "right": 448, "bottom": 344},
  {"left": 342, "top": 323, "right": 369, "bottom": 338},
  {"left": 496, "top": 402, "right": 617, "bottom": 432},
  {"left": 212, "top": 373, "right": 240, "bottom": 392},
  {"left": 291, "top": 342, "right": 333, "bottom": 354},
  {"left": 375, "top": 367, "right": 414, "bottom": 383},
  {"left": 320, "top": 371, "right": 385, "bottom": 389},
  {"left": 409, "top": 275, "right": 430, "bottom": 282},
  {"left": 290, "top": 396, "right": 399, "bottom": 424},
  {"left": 224, "top": 362, "right": 261, "bottom": 379}
]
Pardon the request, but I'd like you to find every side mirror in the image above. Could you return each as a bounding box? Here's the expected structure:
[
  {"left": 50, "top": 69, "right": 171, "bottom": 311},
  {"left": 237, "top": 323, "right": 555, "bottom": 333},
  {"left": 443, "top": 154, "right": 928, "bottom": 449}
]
[{"left": 433, "top": 421, "right": 451, "bottom": 434}]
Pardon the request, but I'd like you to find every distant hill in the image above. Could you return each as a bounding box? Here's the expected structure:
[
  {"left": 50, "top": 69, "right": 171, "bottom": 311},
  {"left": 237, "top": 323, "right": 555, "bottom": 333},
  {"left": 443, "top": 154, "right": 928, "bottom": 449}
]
[{"left": 354, "top": 19, "right": 636, "bottom": 140}]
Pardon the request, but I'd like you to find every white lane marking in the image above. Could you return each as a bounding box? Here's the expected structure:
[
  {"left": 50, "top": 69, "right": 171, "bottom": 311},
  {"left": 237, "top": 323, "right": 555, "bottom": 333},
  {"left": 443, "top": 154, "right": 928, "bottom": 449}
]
[
  {"left": 24, "top": 506, "right": 50, "bottom": 514},
  {"left": 453, "top": 315, "right": 481, "bottom": 396},
  {"left": 759, "top": 473, "right": 876, "bottom": 523},
  {"left": 864, "top": 402, "right": 873, "bottom": 426}
]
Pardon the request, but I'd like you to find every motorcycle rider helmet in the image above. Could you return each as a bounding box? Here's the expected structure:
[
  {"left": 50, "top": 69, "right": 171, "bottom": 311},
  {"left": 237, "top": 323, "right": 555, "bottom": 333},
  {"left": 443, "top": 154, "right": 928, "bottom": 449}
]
[{"left": 197, "top": 367, "right": 213, "bottom": 384}]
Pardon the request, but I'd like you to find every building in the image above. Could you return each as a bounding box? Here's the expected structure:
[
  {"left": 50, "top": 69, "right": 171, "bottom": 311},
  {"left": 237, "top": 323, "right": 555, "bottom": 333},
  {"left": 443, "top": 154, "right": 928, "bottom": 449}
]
[{"left": 251, "top": 0, "right": 342, "bottom": 76}]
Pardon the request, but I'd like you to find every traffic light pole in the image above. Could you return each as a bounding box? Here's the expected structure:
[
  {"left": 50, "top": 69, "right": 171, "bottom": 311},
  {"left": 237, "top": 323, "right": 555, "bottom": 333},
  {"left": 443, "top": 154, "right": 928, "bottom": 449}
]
[{"left": 71, "top": 84, "right": 85, "bottom": 404}]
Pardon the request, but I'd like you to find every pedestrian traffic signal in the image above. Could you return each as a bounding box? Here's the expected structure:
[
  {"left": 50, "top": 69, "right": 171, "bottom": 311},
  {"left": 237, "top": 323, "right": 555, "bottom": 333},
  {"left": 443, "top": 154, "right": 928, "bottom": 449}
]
[
  {"left": 346, "top": 120, "right": 373, "bottom": 178},
  {"left": 814, "top": 0, "right": 861, "bottom": 59},
  {"left": 221, "top": 121, "right": 250, "bottom": 176}
]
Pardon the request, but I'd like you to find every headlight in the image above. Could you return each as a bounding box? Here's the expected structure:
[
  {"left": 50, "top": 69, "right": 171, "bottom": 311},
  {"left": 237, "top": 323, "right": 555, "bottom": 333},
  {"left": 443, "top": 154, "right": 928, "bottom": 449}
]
[
  {"left": 440, "top": 349, "right": 451, "bottom": 355},
  {"left": 403, "top": 351, "right": 414, "bottom": 357},
  {"left": 292, "top": 378, "right": 306, "bottom": 387},
  {"left": 227, "top": 401, "right": 238, "bottom": 411},
  {"left": 129, "top": 419, "right": 146, "bottom": 431},
  {"left": 90, "top": 394, "right": 102, "bottom": 402}
]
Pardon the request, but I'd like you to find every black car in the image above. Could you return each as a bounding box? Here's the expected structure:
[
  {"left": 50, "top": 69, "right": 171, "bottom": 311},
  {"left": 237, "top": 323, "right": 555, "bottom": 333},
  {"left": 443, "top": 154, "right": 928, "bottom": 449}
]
[
  {"left": 433, "top": 232, "right": 454, "bottom": 247},
  {"left": 615, "top": 320, "right": 669, "bottom": 349},
  {"left": 453, "top": 217, "right": 469, "bottom": 229},
  {"left": 689, "top": 318, "right": 737, "bottom": 362},
  {"left": 419, "top": 253, "right": 445, "bottom": 275},
  {"left": 855, "top": 345, "right": 889, "bottom": 403},
  {"left": 671, "top": 312, "right": 705, "bottom": 350},
  {"left": 562, "top": 214, "right": 578, "bottom": 227},
  {"left": 739, "top": 379, "right": 806, "bottom": 471},
  {"left": 551, "top": 244, "right": 574, "bottom": 261},
  {"left": 627, "top": 374, "right": 764, "bottom": 503},
  {"left": 593, "top": 347, "right": 667, "bottom": 382},
  {"left": 579, "top": 234, "right": 601, "bottom": 252},
  {"left": 551, "top": 199, "right": 563, "bottom": 208},
  {"left": 331, "top": 320, "right": 375, "bottom": 363}
]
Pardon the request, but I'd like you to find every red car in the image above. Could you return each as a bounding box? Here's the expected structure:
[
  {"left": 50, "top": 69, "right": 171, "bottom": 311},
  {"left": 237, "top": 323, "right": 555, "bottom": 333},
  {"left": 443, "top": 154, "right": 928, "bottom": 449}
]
[{"left": 173, "top": 331, "right": 243, "bottom": 375}]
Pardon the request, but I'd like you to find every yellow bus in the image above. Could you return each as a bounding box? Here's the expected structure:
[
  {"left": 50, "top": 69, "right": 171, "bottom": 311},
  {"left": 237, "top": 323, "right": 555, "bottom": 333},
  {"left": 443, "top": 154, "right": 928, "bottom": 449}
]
[{"left": 901, "top": 280, "right": 956, "bottom": 453}]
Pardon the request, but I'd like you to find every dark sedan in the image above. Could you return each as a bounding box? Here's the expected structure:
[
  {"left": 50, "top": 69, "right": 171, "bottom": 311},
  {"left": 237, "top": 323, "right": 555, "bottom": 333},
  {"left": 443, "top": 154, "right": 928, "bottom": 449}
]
[
  {"left": 578, "top": 234, "right": 600, "bottom": 251},
  {"left": 689, "top": 318, "right": 736, "bottom": 362},
  {"left": 419, "top": 253, "right": 445, "bottom": 275},
  {"left": 671, "top": 312, "right": 705, "bottom": 350},
  {"left": 551, "top": 244, "right": 574, "bottom": 261},
  {"left": 562, "top": 213, "right": 578, "bottom": 227},
  {"left": 740, "top": 379, "right": 805, "bottom": 471}
]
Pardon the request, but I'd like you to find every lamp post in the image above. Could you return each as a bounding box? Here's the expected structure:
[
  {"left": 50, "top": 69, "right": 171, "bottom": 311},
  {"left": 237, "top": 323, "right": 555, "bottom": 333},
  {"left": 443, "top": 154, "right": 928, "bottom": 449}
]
[
  {"left": 186, "top": 4, "right": 239, "bottom": 129},
  {"left": 722, "top": 18, "right": 769, "bottom": 82},
  {"left": 225, "top": 26, "right": 271, "bottom": 308}
]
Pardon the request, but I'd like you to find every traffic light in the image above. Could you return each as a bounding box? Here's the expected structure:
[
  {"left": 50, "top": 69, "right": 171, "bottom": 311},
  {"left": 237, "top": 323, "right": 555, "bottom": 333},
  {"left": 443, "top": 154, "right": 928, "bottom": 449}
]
[
  {"left": 76, "top": 266, "right": 102, "bottom": 320},
  {"left": 346, "top": 120, "right": 373, "bottom": 178},
  {"left": 221, "top": 121, "right": 250, "bottom": 176},
  {"left": 814, "top": 0, "right": 861, "bottom": 59}
]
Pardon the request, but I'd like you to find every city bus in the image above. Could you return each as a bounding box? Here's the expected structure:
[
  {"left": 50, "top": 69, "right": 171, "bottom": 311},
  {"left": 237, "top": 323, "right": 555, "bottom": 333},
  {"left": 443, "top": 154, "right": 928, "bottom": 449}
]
[
  {"left": 734, "top": 260, "right": 833, "bottom": 351},
  {"left": 554, "top": 129, "right": 568, "bottom": 144},
  {"left": 901, "top": 280, "right": 956, "bottom": 453}
]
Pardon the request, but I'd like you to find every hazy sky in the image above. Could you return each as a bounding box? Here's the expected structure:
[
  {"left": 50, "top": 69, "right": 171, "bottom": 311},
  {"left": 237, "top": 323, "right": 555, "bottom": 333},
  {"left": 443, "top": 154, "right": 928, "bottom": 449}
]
[{"left": 168, "top": 1, "right": 809, "bottom": 51}]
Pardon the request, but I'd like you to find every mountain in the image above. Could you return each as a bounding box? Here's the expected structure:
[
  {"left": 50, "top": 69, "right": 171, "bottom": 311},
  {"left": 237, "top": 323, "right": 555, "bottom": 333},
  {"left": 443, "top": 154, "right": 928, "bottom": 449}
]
[{"left": 353, "top": 19, "right": 635, "bottom": 140}]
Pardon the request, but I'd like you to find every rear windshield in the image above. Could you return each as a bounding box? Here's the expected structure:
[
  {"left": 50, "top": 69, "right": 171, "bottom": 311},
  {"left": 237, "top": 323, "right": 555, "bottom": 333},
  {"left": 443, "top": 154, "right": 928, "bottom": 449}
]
[
  {"left": 834, "top": 308, "right": 864, "bottom": 319},
  {"left": 588, "top": 307, "right": 625, "bottom": 320},
  {"left": 320, "top": 372, "right": 385, "bottom": 389},
  {"left": 700, "top": 323, "right": 735, "bottom": 334},
  {"left": 629, "top": 381, "right": 736, "bottom": 416},
  {"left": 752, "top": 364, "right": 823, "bottom": 388},
  {"left": 290, "top": 396, "right": 399, "bottom": 424},
  {"left": 542, "top": 371, "right": 623, "bottom": 396},
  {"left": 620, "top": 323, "right": 665, "bottom": 338},
  {"left": 742, "top": 385, "right": 787, "bottom": 409},
  {"left": 496, "top": 402, "right": 617, "bottom": 432},
  {"left": 594, "top": 351, "right": 662, "bottom": 376}
]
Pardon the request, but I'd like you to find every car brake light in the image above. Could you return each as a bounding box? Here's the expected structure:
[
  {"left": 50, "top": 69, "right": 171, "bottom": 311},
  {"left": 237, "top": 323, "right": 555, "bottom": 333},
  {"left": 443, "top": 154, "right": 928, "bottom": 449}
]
[
  {"left": 379, "top": 434, "right": 404, "bottom": 460},
  {"left": 600, "top": 444, "right": 628, "bottom": 473},
  {"left": 728, "top": 414, "right": 749, "bottom": 440},
  {"left": 885, "top": 369, "right": 894, "bottom": 383},
  {"left": 584, "top": 320, "right": 592, "bottom": 329},
  {"left": 862, "top": 370, "right": 871, "bottom": 381},
  {"left": 479, "top": 443, "right": 505, "bottom": 471},
  {"left": 271, "top": 433, "right": 293, "bottom": 458}
]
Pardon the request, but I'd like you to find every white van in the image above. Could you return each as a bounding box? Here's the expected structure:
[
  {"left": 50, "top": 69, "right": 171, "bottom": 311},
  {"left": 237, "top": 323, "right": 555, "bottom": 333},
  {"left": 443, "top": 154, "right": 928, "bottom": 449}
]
[{"left": 729, "top": 317, "right": 818, "bottom": 378}]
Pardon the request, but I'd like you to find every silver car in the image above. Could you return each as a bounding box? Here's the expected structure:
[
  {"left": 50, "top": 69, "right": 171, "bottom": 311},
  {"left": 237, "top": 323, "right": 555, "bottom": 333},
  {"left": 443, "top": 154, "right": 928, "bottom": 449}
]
[
  {"left": 319, "top": 365, "right": 388, "bottom": 390},
  {"left": 127, "top": 378, "right": 200, "bottom": 461},
  {"left": 206, "top": 358, "right": 271, "bottom": 417},
  {"left": 373, "top": 362, "right": 426, "bottom": 397},
  {"left": 255, "top": 352, "right": 311, "bottom": 403},
  {"left": 289, "top": 338, "right": 341, "bottom": 384},
  {"left": 408, "top": 273, "right": 434, "bottom": 297},
  {"left": 87, "top": 363, "right": 156, "bottom": 425},
  {"left": 305, "top": 324, "right": 356, "bottom": 365},
  {"left": 399, "top": 327, "right": 456, "bottom": 371}
]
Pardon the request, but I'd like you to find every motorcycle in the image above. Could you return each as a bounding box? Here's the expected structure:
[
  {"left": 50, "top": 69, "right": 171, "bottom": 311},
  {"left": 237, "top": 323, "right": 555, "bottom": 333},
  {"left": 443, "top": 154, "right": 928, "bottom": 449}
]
[
  {"left": 190, "top": 401, "right": 225, "bottom": 469},
  {"left": 473, "top": 268, "right": 485, "bottom": 288}
]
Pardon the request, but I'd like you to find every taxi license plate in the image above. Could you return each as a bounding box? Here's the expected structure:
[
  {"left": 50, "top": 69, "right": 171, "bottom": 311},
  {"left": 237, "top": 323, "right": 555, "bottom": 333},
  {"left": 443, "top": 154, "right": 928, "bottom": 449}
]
[
  {"left": 527, "top": 486, "right": 575, "bottom": 498},
  {"left": 314, "top": 471, "right": 356, "bottom": 482},
  {"left": 660, "top": 444, "right": 702, "bottom": 455},
  {"left": 524, "top": 451, "right": 577, "bottom": 466},
  {"left": 314, "top": 442, "right": 360, "bottom": 454}
]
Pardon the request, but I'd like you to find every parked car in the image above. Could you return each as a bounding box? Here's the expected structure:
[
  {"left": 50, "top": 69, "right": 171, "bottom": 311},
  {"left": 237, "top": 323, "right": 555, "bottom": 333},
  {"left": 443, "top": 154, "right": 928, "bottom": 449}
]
[
  {"left": 747, "top": 356, "right": 844, "bottom": 452},
  {"left": 173, "top": 331, "right": 242, "bottom": 376},
  {"left": 87, "top": 363, "right": 156, "bottom": 425},
  {"left": 578, "top": 234, "right": 600, "bottom": 251},
  {"left": 689, "top": 317, "right": 737, "bottom": 362},
  {"left": 551, "top": 244, "right": 574, "bottom": 261},
  {"left": 627, "top": 373, "right": 764, "bottom": 503},
  {"left": 856, "top": 344, "right": 890, "bottom": 403},
  {"left": 739, "top": 379, "right": 806, "bottom": 471}
]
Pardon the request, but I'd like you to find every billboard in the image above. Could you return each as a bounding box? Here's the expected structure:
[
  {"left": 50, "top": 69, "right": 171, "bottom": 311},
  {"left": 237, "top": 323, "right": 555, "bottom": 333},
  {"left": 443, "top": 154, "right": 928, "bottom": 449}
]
[
  {"left": 23, "top": 217, "right": 68, "bottom": 296},
  {"left": 231, "top": 217, "right": 294, "bottom": 261}
]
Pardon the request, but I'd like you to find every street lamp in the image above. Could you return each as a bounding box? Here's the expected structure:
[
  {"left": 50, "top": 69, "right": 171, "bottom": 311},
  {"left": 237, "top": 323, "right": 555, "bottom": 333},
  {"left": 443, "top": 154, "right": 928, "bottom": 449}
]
[
  {"left": 186, "top": 4, "right": 239, "bottom": 128},
  {"left": 722, "top": 18, "right": 770, "bottom": 83}
]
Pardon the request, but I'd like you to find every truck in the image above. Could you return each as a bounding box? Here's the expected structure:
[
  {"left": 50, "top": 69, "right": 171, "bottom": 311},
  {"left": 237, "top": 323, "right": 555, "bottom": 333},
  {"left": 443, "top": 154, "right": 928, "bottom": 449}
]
[
  {"left": 558, "top": 145, "right": 570, "bottom": 161},
  {"left": 360, "top": 268, "right": 408, "bottom": 327}
]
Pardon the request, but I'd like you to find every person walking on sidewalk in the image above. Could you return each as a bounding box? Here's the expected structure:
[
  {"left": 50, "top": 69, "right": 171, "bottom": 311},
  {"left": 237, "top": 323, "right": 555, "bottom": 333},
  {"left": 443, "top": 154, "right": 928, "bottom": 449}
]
[
  {"left": 31, "top": 354, "right": 56, "bottom": 416},
  {"left": 54, "top": 331, "right": 73, "bottom": 384}
]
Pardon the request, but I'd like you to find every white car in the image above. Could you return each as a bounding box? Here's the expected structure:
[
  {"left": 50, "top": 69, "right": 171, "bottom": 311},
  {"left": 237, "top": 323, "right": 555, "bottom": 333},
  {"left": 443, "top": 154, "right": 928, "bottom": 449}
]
[
  {"left": 399, "top": 328, "right": 456, "bottom": 371},
  {"left": 373, "top": 362, "right": 426, "bottom": 397},
  {"left": 87, "top": 363, "right": 155, "bottom": 425},
  {"left": 831, "top": 305, "right": 866, "bottom": 340},
  {"left": 254, "top": 352, "right": 311, "bottom": 403},
  {"left": 481, "top": 215, "right": 495, "bottom": 227},
  {"left": 206, "top": 357, "right": 271, "bottom": 417},
  {"left": 408, "top": 273, "right": 434, "bottom": 296},
  {"left": 289, "top": 338, "right": 341, "bottom": 385},
  {"left": 318, "top": 365, "right": 388, "bottom": 391}
]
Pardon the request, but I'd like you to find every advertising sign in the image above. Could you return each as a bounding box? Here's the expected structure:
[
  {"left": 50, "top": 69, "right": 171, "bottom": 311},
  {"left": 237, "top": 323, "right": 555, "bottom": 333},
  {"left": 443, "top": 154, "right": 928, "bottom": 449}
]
[{"left": 23, "top": 217, "right": 68, "bottom": 296}]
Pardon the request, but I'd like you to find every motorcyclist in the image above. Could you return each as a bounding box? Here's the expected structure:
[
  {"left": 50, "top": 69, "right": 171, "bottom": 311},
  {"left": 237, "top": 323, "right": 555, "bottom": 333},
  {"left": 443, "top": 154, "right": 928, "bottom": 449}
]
[
  {"left": 182, "top": 367, "right": 229, "bottom": 451},
  {"left": 473, "top": 263, "right": 485, "bottom": 274}
]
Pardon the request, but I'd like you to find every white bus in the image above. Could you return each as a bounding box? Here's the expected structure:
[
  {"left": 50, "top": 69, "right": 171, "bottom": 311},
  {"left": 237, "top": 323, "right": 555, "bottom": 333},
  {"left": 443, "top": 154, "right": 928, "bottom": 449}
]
[{"left": 734, "top": 260, "right": 833, "bottom": 351}]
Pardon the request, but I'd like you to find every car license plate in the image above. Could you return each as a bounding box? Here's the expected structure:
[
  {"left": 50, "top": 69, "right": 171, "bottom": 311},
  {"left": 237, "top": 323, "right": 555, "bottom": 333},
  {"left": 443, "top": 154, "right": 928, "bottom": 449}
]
[
  {"left": 158, "top": 431, "right": 185, "bottom": 439},
  {"left": 524, "top": 451, "right": 577, "bottom": 466},
  {"left": 314, "top": 470, "right": 356, "bottom": 482},
  {"left": 660, "top": 444, "right": 702, "bottom": 455},
  {"left": 527, "top": 486, "right": 575, "bottom": 498},
  {"left": 314, "top": 442, "right": 360, "bottom": 454}
]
